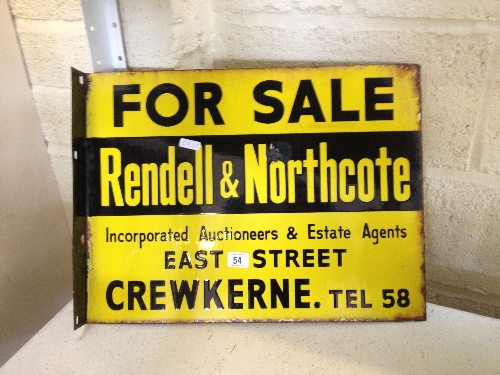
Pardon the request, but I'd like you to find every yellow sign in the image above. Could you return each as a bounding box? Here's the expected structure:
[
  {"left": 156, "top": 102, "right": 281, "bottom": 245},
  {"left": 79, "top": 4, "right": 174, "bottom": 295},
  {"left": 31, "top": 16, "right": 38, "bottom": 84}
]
[{"left": 72, "top": 65, "right": 424, "bottom": 327}]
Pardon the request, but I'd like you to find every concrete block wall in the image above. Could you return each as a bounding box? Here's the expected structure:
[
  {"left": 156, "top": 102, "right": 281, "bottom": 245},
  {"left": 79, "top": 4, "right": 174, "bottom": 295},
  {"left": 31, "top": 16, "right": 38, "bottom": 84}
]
[
  {"left": 118, "top": 0, "right": 214, "bottom": 70},
  {"left": 8, "top": 0, "right": 500, "bottom": 318}
]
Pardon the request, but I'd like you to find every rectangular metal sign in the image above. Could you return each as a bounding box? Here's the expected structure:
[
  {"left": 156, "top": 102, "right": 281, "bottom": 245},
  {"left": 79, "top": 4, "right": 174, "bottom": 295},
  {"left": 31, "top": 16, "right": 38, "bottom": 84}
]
[{"left": 72, "top": 65, "right": 424, "bottom": 327}]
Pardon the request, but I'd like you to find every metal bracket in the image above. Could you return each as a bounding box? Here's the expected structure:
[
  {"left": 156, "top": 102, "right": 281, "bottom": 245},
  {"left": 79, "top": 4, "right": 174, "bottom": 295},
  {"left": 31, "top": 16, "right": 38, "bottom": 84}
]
[{"left": 81, "top": 0, "right": 127, "bottom": 72}]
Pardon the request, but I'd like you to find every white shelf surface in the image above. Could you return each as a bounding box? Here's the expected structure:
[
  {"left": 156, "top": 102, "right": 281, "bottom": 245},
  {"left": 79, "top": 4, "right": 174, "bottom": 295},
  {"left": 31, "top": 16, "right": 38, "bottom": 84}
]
[{"left": 1, "top": 303, "right": 499, "bottom": 374}]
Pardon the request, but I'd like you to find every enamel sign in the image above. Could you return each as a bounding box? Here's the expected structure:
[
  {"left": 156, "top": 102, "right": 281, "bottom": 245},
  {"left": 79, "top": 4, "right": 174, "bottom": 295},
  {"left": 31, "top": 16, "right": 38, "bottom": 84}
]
[{"left": 72, "top": 65, "right": 424, "bottom": 328}]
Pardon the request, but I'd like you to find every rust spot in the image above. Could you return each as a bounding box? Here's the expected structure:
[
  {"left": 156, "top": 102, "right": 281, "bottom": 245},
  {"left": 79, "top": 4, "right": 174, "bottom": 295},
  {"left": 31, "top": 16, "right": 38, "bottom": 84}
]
[
  {"left": 418, "top": 209, "right": 427, "bottom": 311},
  {"left": 85, "top": 220, "right": 93, "bottom": 241},
  {"left": 88, "top": 314, "right": 427, "bottom": 324}
]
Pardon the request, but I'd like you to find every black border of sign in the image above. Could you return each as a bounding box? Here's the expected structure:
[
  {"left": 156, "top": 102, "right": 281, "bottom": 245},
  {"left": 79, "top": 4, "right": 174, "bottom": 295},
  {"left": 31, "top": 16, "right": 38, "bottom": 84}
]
[{"left": 72, "top": 68, "right": 89, "bottom": 329}]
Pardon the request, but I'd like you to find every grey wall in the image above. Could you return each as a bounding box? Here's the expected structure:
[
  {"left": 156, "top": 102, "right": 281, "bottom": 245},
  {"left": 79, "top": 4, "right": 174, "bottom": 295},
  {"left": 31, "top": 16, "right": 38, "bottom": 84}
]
[{"left": 0, "top": 0, "right": 72, "bottom": 365}]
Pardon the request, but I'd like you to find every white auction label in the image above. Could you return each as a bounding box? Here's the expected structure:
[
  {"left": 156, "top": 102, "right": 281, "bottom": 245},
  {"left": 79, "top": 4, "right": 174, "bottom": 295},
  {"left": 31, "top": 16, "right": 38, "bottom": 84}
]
[
  {"left": 227, "top": 252, "right": 249, "bottom": 268},
  {"left": 179, "top": 138, "right": 201, "bottom": 151}
]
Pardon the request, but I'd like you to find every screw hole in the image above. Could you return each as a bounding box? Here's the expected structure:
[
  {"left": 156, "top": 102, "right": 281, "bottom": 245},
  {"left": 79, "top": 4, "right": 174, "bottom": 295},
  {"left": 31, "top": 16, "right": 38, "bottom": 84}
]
[
  {"left": 118, "top": 56, "right": 123, "bottom": 61},
  {"left": 96, "top": 60, "right": 101, "bottom": 66},
  {"left": 112, "top": 22, "right": 117, "bottom": 27},
  {"left": 89, "top": 25, "right": 95, "bottom": 32}
]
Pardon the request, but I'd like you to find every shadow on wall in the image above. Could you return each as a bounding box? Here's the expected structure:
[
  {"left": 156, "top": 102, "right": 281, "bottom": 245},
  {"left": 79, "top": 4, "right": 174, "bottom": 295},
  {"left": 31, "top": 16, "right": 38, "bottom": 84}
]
[
  {"left": 0, "top": 204, "right": 72, "bottom": 366},
  {"left": 0, "top": 0, "right": 73, "bottom": 364}
]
